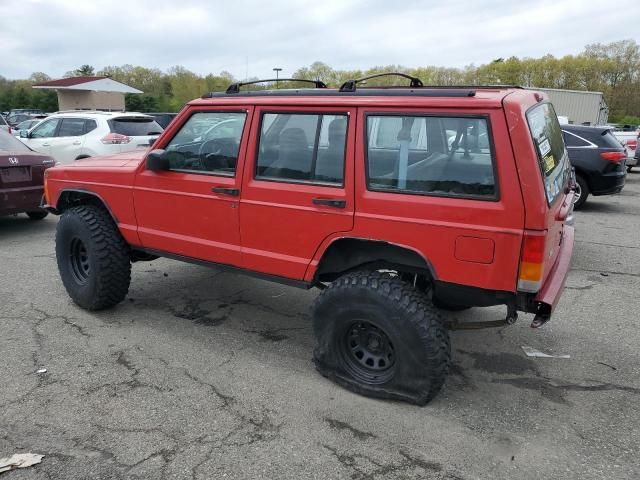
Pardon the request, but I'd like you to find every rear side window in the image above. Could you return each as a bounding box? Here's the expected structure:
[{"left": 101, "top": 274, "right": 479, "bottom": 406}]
[
  {"left": 562, "top": 131, "right": 593, "bottom": 148},
  {"left": 256, "top": 113, "right": 347, "bottom": 185},
  {"left": 109, "top": 117, "right": 163, "bottom": 137},
  {"left": 366, "top": 115, "right": 496, "bottom": 198},
  {"left": 526, "top": 103, "right": 569, "bottom": 205},
  {"left": 57, "top": 118, "right": 87, "bottom": 137}
]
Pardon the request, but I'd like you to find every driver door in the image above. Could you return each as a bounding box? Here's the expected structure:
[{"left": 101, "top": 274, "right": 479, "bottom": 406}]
[
  {"left": 21, "top": 117, "right": 61, "bottom": 157},
  {"left": 133, "top": 107, "right": 253, "bottom": 267}
]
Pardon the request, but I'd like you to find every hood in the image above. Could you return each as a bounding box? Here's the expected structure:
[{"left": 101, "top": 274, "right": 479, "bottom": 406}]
[{"left": 68, "top": 150, "right": 146, "bottom": 168}]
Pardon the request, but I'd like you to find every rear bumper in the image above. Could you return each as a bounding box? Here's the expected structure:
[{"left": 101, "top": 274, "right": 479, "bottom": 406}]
[
  {"left": 531, "top": 225, "right": 575, "bottom": 324},
  {"left": 590, "top": 169, "right": 626, "bottom": 195},
  {"left": 0, "top": 185, "right": 44, "bottom": 215}
]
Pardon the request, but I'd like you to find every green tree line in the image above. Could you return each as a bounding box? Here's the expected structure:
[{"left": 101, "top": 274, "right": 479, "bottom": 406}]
[{"left": 1, "top": 39, "right": 638, "bottom": 123}]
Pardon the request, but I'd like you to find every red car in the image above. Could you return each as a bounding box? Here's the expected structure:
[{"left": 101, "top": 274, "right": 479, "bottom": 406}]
[
  {"left": 0, "top": 130, "right": 54, "bottom": 219},
  {"left": 43, "top": 75, "right": 575, "bottom": 404}
]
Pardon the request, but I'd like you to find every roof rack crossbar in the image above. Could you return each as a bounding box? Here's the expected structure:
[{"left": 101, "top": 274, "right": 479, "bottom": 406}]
[
  {"left": 221, "top": 78, "right": 327, "bottom": 95},
  {"left": 339, "top": 72, "right": 424, "bottom": 93}
]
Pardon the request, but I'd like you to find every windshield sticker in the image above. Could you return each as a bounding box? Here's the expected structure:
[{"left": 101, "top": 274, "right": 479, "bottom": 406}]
[
  {"left": 543, "top": 155, "right": 555, "bottom": 174},
  {"left": 539, "top": 137, "right": 551, "bottom": 157}
]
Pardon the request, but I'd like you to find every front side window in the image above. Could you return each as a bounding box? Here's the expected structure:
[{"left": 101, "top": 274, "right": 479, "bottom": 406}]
[
  {"left": 57, "top": 118, "right": 87, "bottom": 137},
  {"left": 31, "top": 118, "right": 60, "bottom": 138},
  {"left": 164, "top": 112, "right": 247, "bottom": 175},
  {"left": 366, "top": 115, "right": 496, "bottom": 198},
  {"left": 526, "top": 103, "right": 569, "bottom": 205},
  {"left": 256, "top": 113, "right": 347, "bottom": 185}
]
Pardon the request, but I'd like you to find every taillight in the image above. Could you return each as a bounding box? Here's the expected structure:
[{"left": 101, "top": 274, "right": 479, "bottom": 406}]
[
  {"left": 101, "top": 133, "right": 131, "bottom": 144},
  {"left": 43, "top": 170, "right": 50, "bottom": 205},
  {"left": 600, "top": 151, "right": 626, "bottom": 163},
  {"left": 627, "top": 139, "right": 637, "bottom": 150},
  {"left": 518, "top": 231, "right": 546, "bottom": 293}
]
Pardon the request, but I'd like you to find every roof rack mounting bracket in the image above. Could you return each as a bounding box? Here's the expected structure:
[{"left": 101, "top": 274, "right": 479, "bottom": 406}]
[
  {"left": 215, "top": 78, "right": 328, "bottom": 96},
  {"left": 339, "top": 72, "right": 424, "bottom": 93}
]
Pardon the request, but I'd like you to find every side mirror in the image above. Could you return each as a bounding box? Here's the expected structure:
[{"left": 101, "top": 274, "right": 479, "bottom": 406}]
[
  {"left": 20, "top": 129, "right": 29, "bottom": 138},
  {"left": 146, "top": 149, "right": 169, "bottom": 171}
]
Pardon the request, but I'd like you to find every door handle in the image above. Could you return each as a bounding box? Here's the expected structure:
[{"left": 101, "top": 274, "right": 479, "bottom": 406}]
[
  {"left": 312, "top": 198, "right": 346, "bottom": 208},
  {"left": 73, "top": 140, "right": 81, "bottom": 145},
  {"left": 42, "top": 143, "right": 50, "bottom": 147},
  {"left": 211, "top": 187, "right": 239, "bottom": 196}
]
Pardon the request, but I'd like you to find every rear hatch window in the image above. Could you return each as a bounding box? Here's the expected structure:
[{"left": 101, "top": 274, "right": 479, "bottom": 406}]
[
  {"left": 108, "top": 117, "right": 163, "bottom": 137},
  {"left": 0, "top": 132, "right": 32, "bottom": 153},
  {"left": 526, "top": 103, "right": 570, "bottom": 205}
]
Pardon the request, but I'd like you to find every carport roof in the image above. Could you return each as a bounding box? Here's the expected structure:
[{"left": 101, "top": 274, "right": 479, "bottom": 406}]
[{"left": 32, "top": 76, "right": 142, "bottom": 94}]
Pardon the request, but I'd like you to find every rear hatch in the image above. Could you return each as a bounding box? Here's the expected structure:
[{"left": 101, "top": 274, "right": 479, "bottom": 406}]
[
  {"left": 107, "top": 116, "right": 164, "bottom": 152},
  {"left": 521, "top": 102, "right": 572, "bottom": 290},
  {"left": 0, "top": 132, "right": 54, "bottom": 190}
]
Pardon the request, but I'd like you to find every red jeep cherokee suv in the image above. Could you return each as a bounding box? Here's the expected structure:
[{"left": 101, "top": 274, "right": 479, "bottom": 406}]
[{"left": 44, "top": 74, "right": 575, "bottom": 404}]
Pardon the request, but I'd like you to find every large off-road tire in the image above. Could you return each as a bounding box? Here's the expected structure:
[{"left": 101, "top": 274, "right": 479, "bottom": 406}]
[
  {"left": 312, "top": 271, "right": 451, "bottom": 405},
  {"left": 573, "top": 174, "right": 589, "bottom": 210},
  {"left": 56, "top": 205, "right": 131, "bottom": 310},
  {"left": 26, "top": 210, "right": 48, "bottom": 220}
]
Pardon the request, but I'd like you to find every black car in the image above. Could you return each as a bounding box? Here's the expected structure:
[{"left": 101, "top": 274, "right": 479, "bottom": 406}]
[
  {"left": 561, "top": 125, "right": 627, "bottom": 209},
  {"left": 146, "top": 113, "right": 178, "bottom": 129}
]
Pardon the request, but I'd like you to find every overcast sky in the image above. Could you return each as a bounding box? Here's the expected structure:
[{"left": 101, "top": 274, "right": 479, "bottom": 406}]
[{"left": 1, "top": 0, "right": 638, "bottom": 80}]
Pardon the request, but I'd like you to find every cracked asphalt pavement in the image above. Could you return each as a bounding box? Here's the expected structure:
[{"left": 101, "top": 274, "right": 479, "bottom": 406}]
[{"left": 1, "top": 173, "right": 639, "bottom": 479}]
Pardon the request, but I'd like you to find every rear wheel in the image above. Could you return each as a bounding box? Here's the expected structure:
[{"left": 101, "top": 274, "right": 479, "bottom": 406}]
[
  {"left": 26, "top": 210, "right": 48, "bottom": 220},
  {"left": 573, "top": 174, "right": 589, "bottom": 210},
  {"left": 312, "top": 271, "right": 450, "bottom": 405},
  {"left": 56, "top": 205, "right": 131, "bottom": 310},
  {"left": 628, "top": 166, "right": 633, "bottom": 173}
]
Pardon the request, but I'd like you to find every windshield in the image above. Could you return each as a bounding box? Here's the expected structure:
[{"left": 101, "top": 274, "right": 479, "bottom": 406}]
[
  {"left": 0, "top": 130, "right": 32, "bottom": 153},
  {"left": 526, "top": 103, "right": 570, "bottom": 205},
  {"left": 108, "top": 117, "right": 164, "bottom": 136}
]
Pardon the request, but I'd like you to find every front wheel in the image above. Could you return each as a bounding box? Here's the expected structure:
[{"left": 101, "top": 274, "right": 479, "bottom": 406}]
[
  {"left": 312, "top": 271, "right": 451, "bottom": 405},
  {"left": 56, "top": 205, "right": 131, "bottom": 310}
]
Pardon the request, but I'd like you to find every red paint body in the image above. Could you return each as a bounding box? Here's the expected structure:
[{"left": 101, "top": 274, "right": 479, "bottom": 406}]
[{"left": 44, "top": 87, "right": 575, "bottom": 315}]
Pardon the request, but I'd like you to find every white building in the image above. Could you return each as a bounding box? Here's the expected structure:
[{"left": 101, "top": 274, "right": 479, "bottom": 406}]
[{"left": 32, "top": 76, "right": 142, "bottom": 111}]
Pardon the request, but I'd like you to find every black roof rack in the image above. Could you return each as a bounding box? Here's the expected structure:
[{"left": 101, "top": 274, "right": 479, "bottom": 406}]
[
  {"left": 339, "top": 72, "right": 423, "bottom": 92},
  {"left": 210, "top": 78, "right": 327, "bottom": 96}
]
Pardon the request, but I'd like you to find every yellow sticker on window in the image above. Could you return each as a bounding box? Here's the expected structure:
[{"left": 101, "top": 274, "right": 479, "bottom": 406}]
[{"left": 544, "top": 155, "right": 555, "bottom": 173}]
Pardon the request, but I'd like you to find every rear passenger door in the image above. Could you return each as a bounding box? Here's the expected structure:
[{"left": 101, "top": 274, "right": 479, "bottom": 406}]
[
  {"left": 48, "top": 117, "right": 93, "bottom": 163},
  {"left": 240, "top": 107, "right": 355, "bottom": 279}
]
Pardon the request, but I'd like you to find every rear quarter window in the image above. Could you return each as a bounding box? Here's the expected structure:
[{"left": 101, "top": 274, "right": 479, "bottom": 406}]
[
  {"left": 108, "top": 117, "right": 164, "bottom": 137},
  {"left": 526, "top": 103, "right": 569, "bottom": 205}
]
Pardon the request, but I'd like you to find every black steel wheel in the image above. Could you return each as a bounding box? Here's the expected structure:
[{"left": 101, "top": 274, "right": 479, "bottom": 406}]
[
  {"left": 313, "top": 271, "right": 450, "bottom": 405},
  {"left": 69, "top": 237, "right": 90, "bottom": 284},
  {"left": 341, "top": 320, "right": 396, "bottom": 384},
  {"left": 56, "top": 205, "right": 131, "bottom": 310}
]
